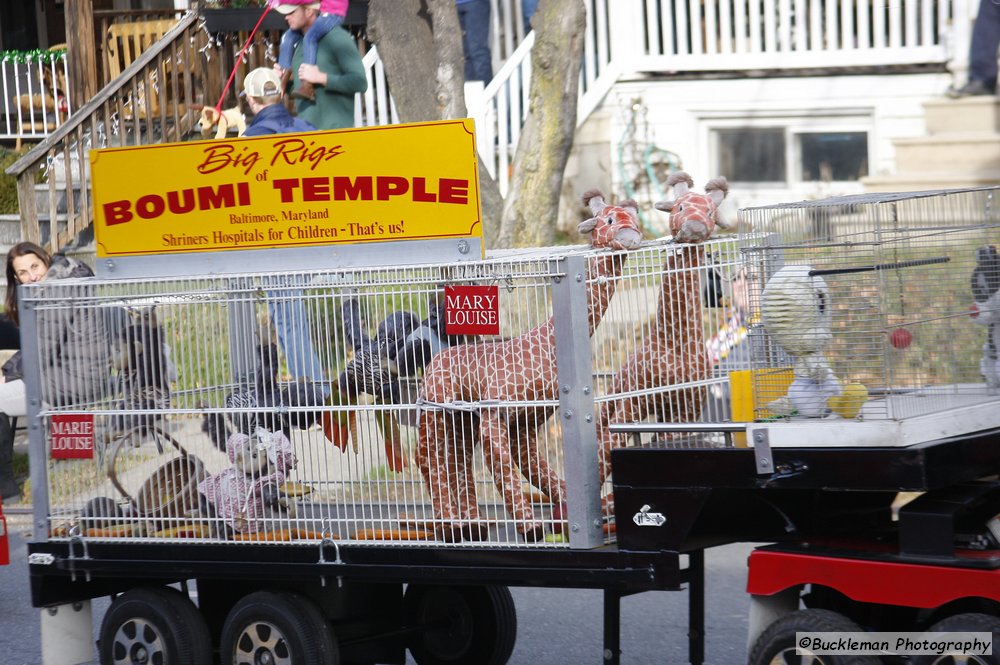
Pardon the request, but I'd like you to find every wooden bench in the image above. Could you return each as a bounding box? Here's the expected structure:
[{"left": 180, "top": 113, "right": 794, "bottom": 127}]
[{"left": 105, "top": 19, "right": 180, "bottom": 119}]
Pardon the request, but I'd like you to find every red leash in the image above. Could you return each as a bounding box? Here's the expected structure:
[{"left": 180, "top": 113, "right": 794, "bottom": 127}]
[{"left": 214, "top": 4, "right": 274, "bottom": 113}]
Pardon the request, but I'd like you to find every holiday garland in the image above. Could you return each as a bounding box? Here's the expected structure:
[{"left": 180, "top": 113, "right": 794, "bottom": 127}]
[{"left": 1, "top": 49, "right": 68, "bottom": 64}]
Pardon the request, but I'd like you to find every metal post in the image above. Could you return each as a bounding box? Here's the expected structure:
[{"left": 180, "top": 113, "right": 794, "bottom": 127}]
[
  {"left": 18, "top": 293, "right": 49, "bottom": 541},
  {"left": 552, "top": 254, "right": 604, "bottom": 549},
  {"left": 603, "top": 589, "right": 622, "bottom": 665},
  {"left": 688, "top": 549, "right": 705, "bottom": 665}
]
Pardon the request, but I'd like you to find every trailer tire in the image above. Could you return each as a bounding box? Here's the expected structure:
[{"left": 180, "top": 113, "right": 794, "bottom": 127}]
[
  {"left": 98, "top": 586, "right": 211, "bottom": 665},
  {"left": 748, "top": 608, "right": 881, "bottom": 665},
  {"left": 220, "top": 590, "right": 339, "bottom": 665},
  {"left": 911, "top": 613, "right": 1000, "bottom": 664},
  {"left": 404, "top": 584, "right": 516, "bottom": 665}
]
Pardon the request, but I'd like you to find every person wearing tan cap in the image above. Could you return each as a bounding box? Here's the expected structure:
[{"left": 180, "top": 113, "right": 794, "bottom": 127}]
[
  {"left": 271, "top": 1, "right": 367, "bottom": 131},
  {"left": 241, "top": 67, "right": 316, "bottom": 137}
]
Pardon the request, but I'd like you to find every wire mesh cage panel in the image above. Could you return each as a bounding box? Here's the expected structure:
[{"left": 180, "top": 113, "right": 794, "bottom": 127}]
[
  {"left": 739, "top": 186, "right": 1000, "bottom": 447},
  {"left": 21, "top": 234, "right": 739, "bottom": 549}
]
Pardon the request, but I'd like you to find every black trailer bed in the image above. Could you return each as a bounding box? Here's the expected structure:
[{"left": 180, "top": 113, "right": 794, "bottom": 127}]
[
  {"left": 611, "top": 426, "right": 1000, "bottom": 556},
  {"left": 27, "top": 539, "right": 688, "bottom": 607}
]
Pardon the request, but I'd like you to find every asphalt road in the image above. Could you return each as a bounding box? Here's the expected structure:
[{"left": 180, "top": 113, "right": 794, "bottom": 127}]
[{"left": 0, "top": 523, "right": 756, "bottom": 665}]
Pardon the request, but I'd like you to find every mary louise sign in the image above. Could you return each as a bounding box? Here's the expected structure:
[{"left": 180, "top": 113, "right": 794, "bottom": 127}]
[
  {"left": 445, "top": 285, "right": 500, "bottom": 335},
  {"left": 50, "top": 414, "right": 95, "bottom": 460},
  {"left": 91, "top": 119, "right": 483, "bottom": 259}
]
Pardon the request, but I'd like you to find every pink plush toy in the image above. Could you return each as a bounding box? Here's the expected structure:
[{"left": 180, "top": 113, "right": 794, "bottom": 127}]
[{"left": 198, "top": 428, "right": 297, "bottom": 535}]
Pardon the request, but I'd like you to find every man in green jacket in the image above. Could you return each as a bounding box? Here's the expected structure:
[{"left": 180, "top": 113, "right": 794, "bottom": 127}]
[{"left": 274, "top": 2, "right": 368, "bottom": 130}]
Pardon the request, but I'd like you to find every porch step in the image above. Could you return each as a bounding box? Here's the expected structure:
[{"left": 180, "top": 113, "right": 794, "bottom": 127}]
[
  {"left": 0, "top": 214, "right": 24, "bottom": 247},
  {"left": 891, "top": 132, "right": 1000, "bottom": 172},
  {"left": 862, "top": 169, "right": 1000, "bottom": 193},
  {"left": 924, "top": 96, "right": 1000, "bottom": 135},
  {"left": 35, "top": 182, "right": 81, "bottom": 215},
  {"left": 863, "top": 95, "right": 1000, "bottom": 194}
]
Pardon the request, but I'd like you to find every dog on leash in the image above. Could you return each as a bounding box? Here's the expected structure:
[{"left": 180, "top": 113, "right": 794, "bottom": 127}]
[{"left": 191, "top": 103, "right": 246, "bottom": 139}]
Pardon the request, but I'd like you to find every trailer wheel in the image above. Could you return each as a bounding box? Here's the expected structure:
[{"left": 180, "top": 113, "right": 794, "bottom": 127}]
[
  {"left": 98, "top": 586, "right": 211, "bottom": 665},
  {"left": 748, "top": 608, "right": 881, "bottom": 665},
  {"left": 404, "top": 584, "right": 516, "bottom": 665},
  {"left": 911, "top": 613, "right": 1000, "bottom": 664},
  {"left": 220, "top": 590, "right": 339, "bottom": 665}
]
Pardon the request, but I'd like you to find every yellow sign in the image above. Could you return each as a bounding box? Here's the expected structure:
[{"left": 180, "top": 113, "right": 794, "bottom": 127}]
[{"left": 91, "top": 119, "right": 482, "bottom": 257}]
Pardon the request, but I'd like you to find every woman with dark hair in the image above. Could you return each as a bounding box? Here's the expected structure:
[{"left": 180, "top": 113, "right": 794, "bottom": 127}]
[{"left": 0, "top": 242, "right": 107, "bottom": 500}]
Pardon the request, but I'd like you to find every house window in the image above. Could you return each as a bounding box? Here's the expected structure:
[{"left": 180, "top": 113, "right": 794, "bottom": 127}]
[
  {"left": 712, "top": 124, "right": 870, "bottom": 185},
  {"left": 798, "top": 132, "right": 868, "bottom": 182},
  {"left": 716, "top": 128, "right": 785, "bottom": 183}
]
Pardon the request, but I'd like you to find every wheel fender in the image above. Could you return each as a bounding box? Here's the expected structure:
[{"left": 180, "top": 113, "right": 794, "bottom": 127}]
[{"left": 748, "top": 586, "right": 801, "bottom": 653}]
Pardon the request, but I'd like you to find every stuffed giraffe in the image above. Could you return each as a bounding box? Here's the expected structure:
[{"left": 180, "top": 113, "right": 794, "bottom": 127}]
[
  {"left": 657, "top": 171, "right": 732, "bottom": 243},
  {"left": 595, "top": 173, "right": 731, "bottom": 497},
  {"left": 416, "top": 191, "right": 644, "bottom": 542}
]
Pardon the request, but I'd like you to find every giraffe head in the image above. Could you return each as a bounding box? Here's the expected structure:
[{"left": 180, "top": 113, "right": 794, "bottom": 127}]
[
  {"left": 655, "top": 172, "right": 732, "bottom": 243},
  {"left": 578, "top": 190, "right": 644, "bottom": 251}
]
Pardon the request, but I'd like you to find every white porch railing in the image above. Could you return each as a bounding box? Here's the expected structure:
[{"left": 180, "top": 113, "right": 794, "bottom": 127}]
[
  {"left": 1, "top": 51, "right": 72, "bottom": 142},
  {"left": 634, "top": 0, "right": 968, "bottom": 72}
]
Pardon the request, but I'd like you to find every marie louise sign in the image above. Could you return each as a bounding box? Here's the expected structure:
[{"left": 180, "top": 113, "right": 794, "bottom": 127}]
[
  {"left": 50, "top": 414, "right": 94, "bottom": 460},
  {"left": 90, "top": 119, "right": 482, "bottom": 260}
]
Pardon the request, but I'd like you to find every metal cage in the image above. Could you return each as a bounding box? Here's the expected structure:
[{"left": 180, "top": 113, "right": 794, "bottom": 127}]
[
  {"left": 739, "top": 186, "right": 1000, "bottom": 447},
  {"left": 22, "top": 235, "right": 742, "bottom": 549}
]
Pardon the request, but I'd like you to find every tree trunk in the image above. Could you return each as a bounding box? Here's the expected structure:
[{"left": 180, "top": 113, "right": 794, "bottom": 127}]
[
  {"left": 368, "top": 0, "right": 502, "bottom": 248},
  {"left": 498, "top": 0, "right": 586, "bottom": 248},
  {"left": 66, "top": 0, "right": 98, "bottom": 110}
]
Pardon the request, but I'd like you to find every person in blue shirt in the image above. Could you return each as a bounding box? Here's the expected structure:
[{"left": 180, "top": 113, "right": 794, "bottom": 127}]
[
  {"left": 239, "top": 68, "right": 327, "bottom": 393},
  {"left": 242, "top": 67, "right": 317, "bottom": 136}
]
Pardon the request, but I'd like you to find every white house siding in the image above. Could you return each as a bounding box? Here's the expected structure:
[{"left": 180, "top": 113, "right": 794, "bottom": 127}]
[{"left": 561, "top": 71, "right": 952, "bottom": 218}]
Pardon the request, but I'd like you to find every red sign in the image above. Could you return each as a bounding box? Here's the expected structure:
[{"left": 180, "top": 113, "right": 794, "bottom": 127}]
[
  {"left": 444, "top": 285, "right": 500, "bottom": 335},
  {"left": 50, "top": 414, "right": 95, "bottom": 460}
]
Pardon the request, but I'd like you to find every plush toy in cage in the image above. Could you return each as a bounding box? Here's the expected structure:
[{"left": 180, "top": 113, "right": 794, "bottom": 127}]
[
  {"left": 197, "top": 428, "right": 298, "bottom": 536},
  {"left": 654, "top": 171, "right": 733, "bottom": 242},
  {"left": 416, "top": 189, "right": 644, "bottom": 542},
  {"left": 336, "top": 295, "right": 473, "bottom": 471},
  {"left": 740, "top": 186, "right": 987, "bottom": 426},
  {"left": 110, "top": 306, "right": 176, "bottom": 439},
  {"left": 970, "top": 245, "right": 1000, "bottom": 388},
  {"left": 760, "top": 264, "right": 842, "bottom": 417},
  {"left": 79, "top": 430, "right": 208, "bottom": 538},
  {"left": 338, "top": 298, "right": 419, "bottom": 403},
  {"left": 338, "top": 295, "right": 469, "bottom": 404},
  {"left": 596, "top": 173, "right": 729, "bottom": 493},
  {"left": 201, "top": 319, "right": 326, "bottom": 450}
]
